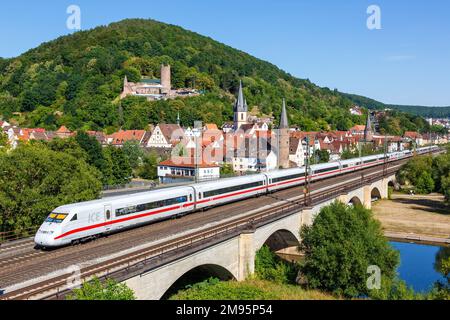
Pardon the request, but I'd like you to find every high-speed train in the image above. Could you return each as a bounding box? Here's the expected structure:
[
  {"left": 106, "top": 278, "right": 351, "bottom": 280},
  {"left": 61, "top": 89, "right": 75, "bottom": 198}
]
[{"left": 34, "top": 146, "right": 439, "bottom": 248}]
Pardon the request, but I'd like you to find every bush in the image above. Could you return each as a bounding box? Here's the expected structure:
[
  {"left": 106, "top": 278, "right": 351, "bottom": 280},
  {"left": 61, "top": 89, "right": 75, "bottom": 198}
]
[
  {"left": 415, "top": 171, "right": 435, "bottom": 194},
  {"left": 67, "top": 277, "right": 136, "bottom": 300},
  {"left": 255, "top": 245, "right": 299, "bottom": 285},
  {"left": 299, "top": 202, "right": 399, "bottom": 298}
]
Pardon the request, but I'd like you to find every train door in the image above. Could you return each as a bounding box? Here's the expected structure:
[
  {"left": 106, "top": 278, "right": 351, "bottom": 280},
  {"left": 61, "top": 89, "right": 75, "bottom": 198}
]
[{"left": 104, "top": 204, "right": 112, "bottom": 231}]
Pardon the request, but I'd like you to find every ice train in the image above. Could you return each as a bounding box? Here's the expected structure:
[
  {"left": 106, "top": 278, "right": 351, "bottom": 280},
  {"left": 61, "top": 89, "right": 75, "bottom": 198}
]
[{"left": 34, "top": 146, "right": 438, "bottom": 248}]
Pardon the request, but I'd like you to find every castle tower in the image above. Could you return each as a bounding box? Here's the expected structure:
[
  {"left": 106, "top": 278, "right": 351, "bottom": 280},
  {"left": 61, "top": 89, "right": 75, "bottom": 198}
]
[
  {"left": 120, "top": 75, "right": 131, "bottom": 99},
  {"left": 160, "top": 64, "right": 171, "bottom": 94},
  {"left": 279, "top": 99, "right": 290, "bottom": 169},
  {"left": 233, "top": 80, "right": 249, "bottom": 130}
]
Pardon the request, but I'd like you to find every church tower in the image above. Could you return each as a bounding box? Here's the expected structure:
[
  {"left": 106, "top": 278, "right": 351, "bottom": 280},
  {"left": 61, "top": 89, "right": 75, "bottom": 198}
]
[
  {"left": 233, "top": 80, "right": 249, "bottom": 130},
  {"left": 279, "top": 99, "right": 290, "bottom": 169},
  {"left": 364, "top": 111, "right": 373, "bottom": 142}
]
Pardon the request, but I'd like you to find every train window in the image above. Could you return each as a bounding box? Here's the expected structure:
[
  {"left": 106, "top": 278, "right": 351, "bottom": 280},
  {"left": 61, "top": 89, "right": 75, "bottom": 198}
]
[
  {"left": 189, "top": 194, "right": 193, "bottom": 202},
  {"left": 314, "top": 166, "right": 339, "bottom": 174},
  {"left": 106, "top": 210, "right": 111, "bottom": 220},
  {"left": 199, "top": 193, "right": 202, "bottom": 199},
  {"left": 45, "top": 213, "right": 68, "bottom": 224},
  {"left": 203, "top": 181, "right": 264, "bottom": 198},
  {"left": 272, "top": 173, "right": 303, "bottom": 183},
  {"left": 115, "top": 195, "right": 188, "bottom": 217},
  {"left": 70, "top": 214, "right": 78, "bottom": 222}
]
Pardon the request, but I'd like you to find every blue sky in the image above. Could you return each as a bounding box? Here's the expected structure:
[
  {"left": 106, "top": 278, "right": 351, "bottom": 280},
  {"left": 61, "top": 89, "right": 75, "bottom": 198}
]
[{"left": 0, "top": 0, "right": 449, "bottom": 106}]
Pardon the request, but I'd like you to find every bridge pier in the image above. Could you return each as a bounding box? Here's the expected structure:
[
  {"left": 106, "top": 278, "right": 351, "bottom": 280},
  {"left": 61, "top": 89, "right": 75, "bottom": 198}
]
[
  {"left": 238, "top": 230, "right": 255, "bottom": 280},
  {"left": 337, "top": 194, "right": 348, "bottom": 204},
  {"left": 363, "top": 185, "right": 372, "bottom": 209}
]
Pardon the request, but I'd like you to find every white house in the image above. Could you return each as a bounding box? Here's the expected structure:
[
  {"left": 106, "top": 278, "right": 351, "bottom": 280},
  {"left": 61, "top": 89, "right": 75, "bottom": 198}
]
[
  {"left": 146, "top": 124, "right": 184, "bottom": 148},
  {"left": 157, "top": 159, "right": 220, "bottom": 184}
]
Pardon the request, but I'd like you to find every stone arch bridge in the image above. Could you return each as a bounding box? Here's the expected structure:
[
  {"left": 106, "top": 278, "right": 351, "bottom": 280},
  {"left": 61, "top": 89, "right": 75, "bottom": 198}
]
[{"left": 125, "top": 173, "right": 397, "bottom": 299}]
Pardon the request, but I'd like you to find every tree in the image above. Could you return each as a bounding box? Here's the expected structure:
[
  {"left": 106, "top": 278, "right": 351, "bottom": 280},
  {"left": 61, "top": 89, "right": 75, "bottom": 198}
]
[
  {"left": 136, "top": 151, "right": 160, "bottom": 180},
  {"left": 102, "top": 146, "right": 132, "bottom": 185},
  {"left": 441, "top": 174, "right": 450, "bottom": 204},
  {"left": 299, "top": 202, "right": 399, "bottom": 298},
  {"left": 255, "top": 245, "right": 299, "bottom": 285},
  {"left": 0, "top": 144, "right": 102, "bottom": 233},
  {"left": 220, "top": 164, "right": 234, "bottom": 177},
  {"left": 398, "top": 155, "right": 433, "bottom": 190},
  {"left": 415, "top": 171, "right": 435, "bottom": 194},
  {"left": 67, "top": 277, "right": 136, "bottom": 300},
  {"left": 311, "top": 149, "right": 330, "bottom": 164},
  {"left": 428, "top": 247, "right": 450, "bottom": 299},
  {"left": 0, "top": 132, "right": 8, "bottom": 148},
  {"left": 75, "top": 131, "right": 106, "bottom": 171},
  {"left": 122, "top": 140, "right": 144, "bottom": 170}
]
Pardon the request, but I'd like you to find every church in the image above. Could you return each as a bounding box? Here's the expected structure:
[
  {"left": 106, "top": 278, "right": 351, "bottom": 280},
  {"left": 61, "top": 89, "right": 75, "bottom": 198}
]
[{"left": 230, "top": 80, "right": 291, "bottom": 170}]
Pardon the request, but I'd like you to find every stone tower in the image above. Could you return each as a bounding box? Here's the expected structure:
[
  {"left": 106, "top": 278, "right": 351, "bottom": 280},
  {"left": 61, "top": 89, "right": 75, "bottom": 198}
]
[
  {"left": 120, "top": 75, "right": 132, "bottom": 99},
  {"left": 160, "top": 64, "right": 171, "bottom": 94},
  {"left": 233, "top": 80, "right": 249, "bottom": 130},
  {"left": 279, "top": 99, "right": 290, "bottom": 169},
  {"left": 364, "top": 111, "right": 373, "bottom": 142}
]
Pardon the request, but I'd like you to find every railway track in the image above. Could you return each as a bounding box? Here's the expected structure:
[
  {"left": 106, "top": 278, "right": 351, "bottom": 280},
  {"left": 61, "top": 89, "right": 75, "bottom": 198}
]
[{"left": 0, "top": 161, "right": 406, "bottom": 300}]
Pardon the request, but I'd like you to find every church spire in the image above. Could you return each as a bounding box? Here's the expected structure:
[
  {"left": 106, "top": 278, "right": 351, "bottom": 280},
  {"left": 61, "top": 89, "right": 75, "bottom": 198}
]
[
  {"left": 280, "top": 99, "right": 289, "bottom": 129},
  {"left": 234, "top": 80, "right": 248, "bottom": 113},
  {"left": 364, "top": 111, "right": 373, "bottom": 142}
]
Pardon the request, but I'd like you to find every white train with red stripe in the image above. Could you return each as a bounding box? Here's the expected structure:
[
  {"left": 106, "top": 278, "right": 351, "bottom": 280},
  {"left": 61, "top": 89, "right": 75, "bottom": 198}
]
[{"left": 34, "top": 146, "right": 439, "bottom": 248}]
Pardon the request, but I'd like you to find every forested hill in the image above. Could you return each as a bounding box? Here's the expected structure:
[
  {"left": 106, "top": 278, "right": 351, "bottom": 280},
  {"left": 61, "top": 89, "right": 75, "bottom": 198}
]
[
  {"left": 344, "top": 93, "right": 450, "bottom": 118},
  {"left": 0, "top": 18, "right": 431, "bottom": 134}
]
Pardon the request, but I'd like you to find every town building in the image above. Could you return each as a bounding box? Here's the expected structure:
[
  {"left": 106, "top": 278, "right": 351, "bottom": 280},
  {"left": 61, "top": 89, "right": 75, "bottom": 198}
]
[
  {"left": 146, "top": 124, "right": 184, "bottom": 149},
  {"left": 157, "top": 158, "right": 220, "bottom": 183},
  {"left": 107, "top": 130, "right": 147, "bottom": 147}
]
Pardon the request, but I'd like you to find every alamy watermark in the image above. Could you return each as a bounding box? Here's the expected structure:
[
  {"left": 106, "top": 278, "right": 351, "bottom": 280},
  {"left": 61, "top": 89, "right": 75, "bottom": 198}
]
[
  {"left": 366, "top": 265, "right": 381, "bottom": 290},
  {"left": 367, "top": 5, "right": 382, "bottom": 30},
  {"left": 66, "top": 5, "right": 81, "bottom": 31},
  {"left": 66, "top": 264, "right": 82, "bottom": 290}
]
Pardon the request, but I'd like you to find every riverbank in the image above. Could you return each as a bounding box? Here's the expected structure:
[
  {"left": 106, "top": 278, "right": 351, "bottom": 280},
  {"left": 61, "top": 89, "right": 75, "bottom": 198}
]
[{"left": 372, "top": 193, "right": 450, "bottom": 245}]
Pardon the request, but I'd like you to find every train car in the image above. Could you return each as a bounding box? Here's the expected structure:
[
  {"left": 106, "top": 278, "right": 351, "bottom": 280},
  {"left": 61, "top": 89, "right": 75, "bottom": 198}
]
[
  {"left": 310, "top": 162, "right": 342, "bottom": 182},
  {"left": 35, "top": 145, "right": 441, "bottom": 248},
  {"left": 265, "top": 167, "right": 306, "bottom": 192},
  {"left": 360, "top": 154, "right": 384, "bottom": 169},
  {"left": 34, "top": 186, "right": 194, "bottom": 248},
  {"left": 339, "top": 158, "right": 362, "bottom": 174},
  {"left": 191, "top": 174, "right": 267, "bottom": 210}
]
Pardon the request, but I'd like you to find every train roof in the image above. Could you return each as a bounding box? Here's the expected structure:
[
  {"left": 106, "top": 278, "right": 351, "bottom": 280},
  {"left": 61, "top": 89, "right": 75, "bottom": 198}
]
[
  {"left": 54, "top": 186, "right": 193, "bottom": 212},
  {"left": 190, "top": 173, "right": 265, "bottom": 189}
]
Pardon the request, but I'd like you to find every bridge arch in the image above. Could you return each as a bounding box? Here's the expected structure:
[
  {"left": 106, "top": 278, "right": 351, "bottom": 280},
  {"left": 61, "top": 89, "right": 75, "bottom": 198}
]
[
  {"left": 260, "top": 229, "right": 301, "bottom": 252},
  {"left": 371, "top": 187, "right": 382, "bottom": 201},
  {"left": 348, "top": 196, "right": 363, "bottom": 206},
  {"left": 161, "top": 264, "right": 235, "bottom": 299}
]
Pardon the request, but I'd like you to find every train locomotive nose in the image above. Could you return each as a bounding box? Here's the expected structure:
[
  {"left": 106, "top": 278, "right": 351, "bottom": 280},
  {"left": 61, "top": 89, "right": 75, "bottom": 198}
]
[{"left": 34, "top": 229, "right": 57, "bottom": 248}]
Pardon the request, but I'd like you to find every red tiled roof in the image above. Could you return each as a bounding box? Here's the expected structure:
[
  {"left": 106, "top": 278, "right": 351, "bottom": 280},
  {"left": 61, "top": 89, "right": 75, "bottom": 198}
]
[
  {"left": 109, "top": 130, "right": 146, "bottom": 145},
  {"left": 56, "top": 126, "right": 71, "bottom": 133},
  {"left": 158, "top": 158, "right": 219, "bottom": 168}
]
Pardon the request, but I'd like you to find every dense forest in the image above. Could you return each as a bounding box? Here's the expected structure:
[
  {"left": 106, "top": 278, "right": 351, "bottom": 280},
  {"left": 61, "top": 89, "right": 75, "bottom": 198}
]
[
  {"left": 0, "top": 19, "right": 437, "bottom": 134},
  {"left": 344, "top": 93, "right": 450, "bottom": 118}
]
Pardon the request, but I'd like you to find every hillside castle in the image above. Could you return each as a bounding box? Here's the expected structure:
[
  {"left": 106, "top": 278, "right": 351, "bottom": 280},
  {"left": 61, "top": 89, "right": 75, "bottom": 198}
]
[{"left": 120, "top": 64, "right": 199, "bottom": 101}]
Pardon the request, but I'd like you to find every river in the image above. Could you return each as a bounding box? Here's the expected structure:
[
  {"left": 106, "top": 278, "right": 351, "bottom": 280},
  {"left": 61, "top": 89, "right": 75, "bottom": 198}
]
[{"left": 390, "top": 241, "right": 449, "bottom": 293}]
